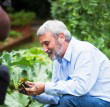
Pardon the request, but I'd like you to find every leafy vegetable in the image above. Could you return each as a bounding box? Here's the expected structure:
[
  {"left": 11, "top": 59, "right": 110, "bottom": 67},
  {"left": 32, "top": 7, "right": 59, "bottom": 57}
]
[{"left": 0, "top": 47, "right": 52, "bottom": 107}]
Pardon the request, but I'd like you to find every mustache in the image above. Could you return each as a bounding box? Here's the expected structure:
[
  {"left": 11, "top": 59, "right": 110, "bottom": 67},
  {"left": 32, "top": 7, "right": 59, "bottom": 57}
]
[{"left": 46, "top": 50, "right": 52, "bottom": 54}]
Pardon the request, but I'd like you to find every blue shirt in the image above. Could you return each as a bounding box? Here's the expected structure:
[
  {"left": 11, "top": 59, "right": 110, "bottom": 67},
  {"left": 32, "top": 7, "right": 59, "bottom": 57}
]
[{"left": 33, "top": 37, "right": 110, "bottom": 105}]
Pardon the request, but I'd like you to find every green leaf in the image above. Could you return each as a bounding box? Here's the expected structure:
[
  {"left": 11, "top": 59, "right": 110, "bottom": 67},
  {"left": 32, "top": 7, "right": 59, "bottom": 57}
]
[
  {"left": 2, "top": 52, "right": 11, "bottom": 66},
  {"left": 5, "top": 92, "right": 29, "bottom": 107}
]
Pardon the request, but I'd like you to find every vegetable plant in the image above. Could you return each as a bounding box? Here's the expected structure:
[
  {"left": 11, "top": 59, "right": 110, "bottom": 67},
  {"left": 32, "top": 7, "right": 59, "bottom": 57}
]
[{"left": 0, "top": 47, "right": 52, "bottom": 107}]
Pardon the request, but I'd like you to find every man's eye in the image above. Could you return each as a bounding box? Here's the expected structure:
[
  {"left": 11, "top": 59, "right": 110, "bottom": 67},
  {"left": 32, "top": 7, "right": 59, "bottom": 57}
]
[
  {"left": 42, "top": 41, "right": 50, "bottom": 46},
  {"left": 45, "top": 42, "right": 49, "bottom": 46}
]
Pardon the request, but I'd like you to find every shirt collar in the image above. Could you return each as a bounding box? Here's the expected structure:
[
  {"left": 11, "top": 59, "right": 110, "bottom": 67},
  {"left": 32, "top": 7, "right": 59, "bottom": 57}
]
[
  {"left": 63, "top": 37, "right": 76, "bottom": 62},
  {"left": 57, "top": 37, "right": 77, "bottom": 63}
]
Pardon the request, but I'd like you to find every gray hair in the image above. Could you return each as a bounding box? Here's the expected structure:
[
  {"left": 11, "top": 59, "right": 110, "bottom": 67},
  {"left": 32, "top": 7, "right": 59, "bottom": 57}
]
[{"left": 37, "top": 20, "right": 72, "bottom": 42}]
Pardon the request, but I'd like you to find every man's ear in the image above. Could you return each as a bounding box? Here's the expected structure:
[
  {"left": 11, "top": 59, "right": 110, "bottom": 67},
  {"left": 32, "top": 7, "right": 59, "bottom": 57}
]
[{"left": 58, "top": 32, "right": 65, "bottom": 42}]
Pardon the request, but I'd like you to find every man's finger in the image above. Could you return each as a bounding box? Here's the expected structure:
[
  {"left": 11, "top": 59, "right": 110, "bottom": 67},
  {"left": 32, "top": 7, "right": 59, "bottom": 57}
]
[
  {"left": 26, "top": 84, "right": 34, "bottom": 88},
  {"left": 25, "top": 87, "right": 37, "bottom": 96},
  {"left": 26, "top": 81, "right": 34, "bottom": 85},
  {"left": 25, "top": 86, "right": 36, "bottom": 92},
  {"left": 25, "top": 88, "right": 32, "bottom": 92}
]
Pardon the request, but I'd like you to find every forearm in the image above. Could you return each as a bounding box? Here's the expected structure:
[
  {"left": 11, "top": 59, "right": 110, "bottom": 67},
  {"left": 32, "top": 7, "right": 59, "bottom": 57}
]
[{"left": 45, "top": 80, "right": 81, "bottom": 96}]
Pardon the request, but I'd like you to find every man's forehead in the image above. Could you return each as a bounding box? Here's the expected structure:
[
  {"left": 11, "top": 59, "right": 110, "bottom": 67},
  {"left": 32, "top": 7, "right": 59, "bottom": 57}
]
[{"left": 39, "top": 32, "right": 54, "bottom": 43}]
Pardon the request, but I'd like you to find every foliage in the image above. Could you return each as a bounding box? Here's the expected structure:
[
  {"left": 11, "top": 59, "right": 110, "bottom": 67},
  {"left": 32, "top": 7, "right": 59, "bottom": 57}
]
[
  {"left": 4, "top": 91, "right": 43, "bottom": 107},
  {"left": 8, "top": 30, "right": 22, "bottom": 38},
  {"left": 49, "top": 0, "right": 110, "bottom": 59},
  {"left": 9, "top": 10, "right": 36, "bottom": 27},
  {"left": 103, "top": 48, "right": 110, "bottom": 59},
  {"left": 0, "top": 47, "right": 52, "bottom": 107}
]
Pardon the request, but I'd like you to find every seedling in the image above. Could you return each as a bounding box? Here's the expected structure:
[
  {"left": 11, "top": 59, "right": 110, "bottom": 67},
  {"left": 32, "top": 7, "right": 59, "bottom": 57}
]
[{"left": 18, "top": 78, "right": 30, "bottom": 94}]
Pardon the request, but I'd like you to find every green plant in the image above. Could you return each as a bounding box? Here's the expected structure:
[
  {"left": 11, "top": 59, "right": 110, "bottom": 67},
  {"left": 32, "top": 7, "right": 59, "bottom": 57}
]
[
  {"left": 49, "top": 0, "right": 110, "bottom": 58},
  {"left": 0, "top": 47, "right": 52, "bottom": 89},
  {"left": 9, "top": 10, "right": 36, "bottom": 27},
  {"left": 0, "top": 47, "right": 52, "bottom": 107},
  {"left": 5, "top": 91, "right": 41, "bottom": 107},
  {"left": 103, "top": 48, "right": 110, "bottom": 59},
  {"left": 8, "top": 30, "right": 22, "bottom": 38}
]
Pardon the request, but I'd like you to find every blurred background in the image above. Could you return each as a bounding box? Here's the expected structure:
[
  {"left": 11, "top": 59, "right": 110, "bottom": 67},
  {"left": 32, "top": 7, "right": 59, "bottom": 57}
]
[
  {"left": 0, "top": 0, "right": 110, "bottom": 59},
  {"left": 0, "top": 0, "right": 51, "bottom": 52}
]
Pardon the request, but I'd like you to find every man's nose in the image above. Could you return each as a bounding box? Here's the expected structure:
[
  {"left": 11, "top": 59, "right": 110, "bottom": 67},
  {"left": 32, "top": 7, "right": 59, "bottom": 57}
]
[{"left": 43, "top": 46, "right": 48, "bottom": 53}]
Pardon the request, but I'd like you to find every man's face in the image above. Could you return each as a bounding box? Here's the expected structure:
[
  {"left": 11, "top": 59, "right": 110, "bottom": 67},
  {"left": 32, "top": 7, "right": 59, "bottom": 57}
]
[{"left": 39, "top": 32, "right": 63, "bottom": 60}]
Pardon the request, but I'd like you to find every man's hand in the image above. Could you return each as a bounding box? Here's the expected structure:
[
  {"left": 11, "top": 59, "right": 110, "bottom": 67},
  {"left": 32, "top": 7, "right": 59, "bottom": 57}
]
[{"left": 25, "top": 82, "right": 45, "bottom": 96}]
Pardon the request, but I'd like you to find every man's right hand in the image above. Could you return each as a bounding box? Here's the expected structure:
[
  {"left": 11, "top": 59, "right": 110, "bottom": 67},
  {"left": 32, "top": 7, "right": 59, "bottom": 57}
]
[{"left": 25, "top": 82, "right": 45, "bottom": 96}]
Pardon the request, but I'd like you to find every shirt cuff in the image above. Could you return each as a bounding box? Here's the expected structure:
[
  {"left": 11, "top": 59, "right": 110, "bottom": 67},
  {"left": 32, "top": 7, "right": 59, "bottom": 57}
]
[
  {"left": 45, "top": 82, "right": 54, "bottom": 95},
  {"left": 45, "top": 82, "right": 60, "bottom": 96}
]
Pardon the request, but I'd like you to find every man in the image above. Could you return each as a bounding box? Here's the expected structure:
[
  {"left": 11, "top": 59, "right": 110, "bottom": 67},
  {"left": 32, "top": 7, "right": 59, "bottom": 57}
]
[
  {"left": 0, "top": 0, "right": 11, "bottom": 105},
  {"left": 25, "top": 20, "right": 110, "bottom": 107}
]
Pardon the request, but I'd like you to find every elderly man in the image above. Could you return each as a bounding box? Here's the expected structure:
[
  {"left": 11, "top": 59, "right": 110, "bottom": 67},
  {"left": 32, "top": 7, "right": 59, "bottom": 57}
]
[{"left": 26, "top": 20, "right": 110, "bottom": 107}]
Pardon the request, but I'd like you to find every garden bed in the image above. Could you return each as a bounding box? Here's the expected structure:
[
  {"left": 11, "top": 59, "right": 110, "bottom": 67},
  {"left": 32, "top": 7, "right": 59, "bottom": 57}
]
[
  {"left": 0, "top": 24, "right": 33, "bottom": 52},
  {"left": 0, "top": 9, "right": 45, "bottom": 53},
  {"left": 0, "top": 33, "right": 33, "bottom": 52}
]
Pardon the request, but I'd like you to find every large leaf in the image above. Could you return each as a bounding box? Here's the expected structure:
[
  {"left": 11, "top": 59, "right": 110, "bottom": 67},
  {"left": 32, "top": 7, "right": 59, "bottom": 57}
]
[{"left": 5, "top": 91, "right": 29, "bottom": 107}]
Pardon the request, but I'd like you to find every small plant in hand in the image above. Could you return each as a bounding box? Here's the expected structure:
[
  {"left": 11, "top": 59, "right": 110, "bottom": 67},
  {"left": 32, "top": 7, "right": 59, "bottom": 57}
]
[{"left": 18, "top": 78, "right": 30, "bottom": 95}]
